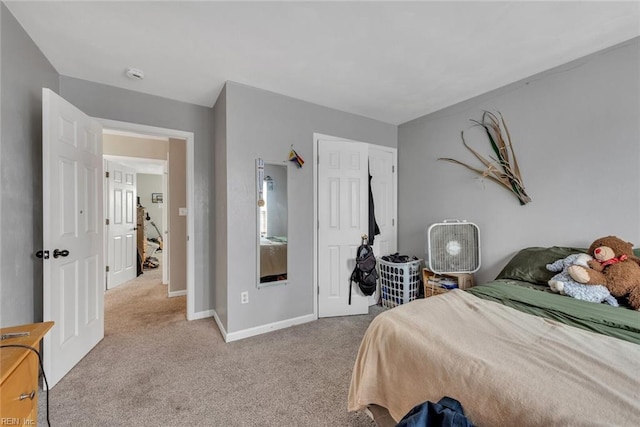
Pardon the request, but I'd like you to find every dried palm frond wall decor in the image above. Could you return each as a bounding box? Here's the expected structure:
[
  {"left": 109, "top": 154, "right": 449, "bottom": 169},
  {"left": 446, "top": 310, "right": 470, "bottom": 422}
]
[{"left": 439, "top": 111, "right": 531, "bottom": 205}]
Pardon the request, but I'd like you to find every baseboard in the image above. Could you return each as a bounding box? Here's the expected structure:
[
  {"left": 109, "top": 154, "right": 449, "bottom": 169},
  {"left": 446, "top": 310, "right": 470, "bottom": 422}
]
[
  {"left": 168, "top": 289, "right": 186, "bottom": 298},
  {"left": 211, "top": 310, "right": 227, "bottom": 339},
  {"left": 189, "top": 308, "right": 216, "bottom": 321},
  {"left": 224, "top": 314, "right": 315, "bottom": 343}
]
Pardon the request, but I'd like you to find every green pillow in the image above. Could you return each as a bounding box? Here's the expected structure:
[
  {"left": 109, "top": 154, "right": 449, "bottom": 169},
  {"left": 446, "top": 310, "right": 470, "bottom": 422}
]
[{"left": 496, "top": 246, "right": 586, "bottom": 285}]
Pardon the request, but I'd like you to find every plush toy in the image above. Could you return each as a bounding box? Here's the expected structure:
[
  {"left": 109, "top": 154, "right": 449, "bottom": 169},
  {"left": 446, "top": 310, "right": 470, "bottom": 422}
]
[
  {"left": 568, "top": 236, "right": 640, "bottom": 310},
  {"left": 546, "top": 253, "right": 618, "bottom": 306}
]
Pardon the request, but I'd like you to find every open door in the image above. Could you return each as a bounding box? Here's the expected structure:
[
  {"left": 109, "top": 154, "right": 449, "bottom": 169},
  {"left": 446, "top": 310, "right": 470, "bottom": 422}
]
[
  {"left": 105, "top": 160, "right": 137, "bottom": 289},
  {"left": 317, "top": 137, "right": 369, "bottom": 317},
  {"left": 368, "top": 146, "right": 397, "bottom": 305},
  {"left": 42, "top": 88, "right": 104, "bottom": 387}
]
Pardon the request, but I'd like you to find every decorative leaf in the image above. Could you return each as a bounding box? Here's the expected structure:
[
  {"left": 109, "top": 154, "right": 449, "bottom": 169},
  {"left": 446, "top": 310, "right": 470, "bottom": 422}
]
[{"left": 439, "top": 112, "right": 531, "bottom": 205}]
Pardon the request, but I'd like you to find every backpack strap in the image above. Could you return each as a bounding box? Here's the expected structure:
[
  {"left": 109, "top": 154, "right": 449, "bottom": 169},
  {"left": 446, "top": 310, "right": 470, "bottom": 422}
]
[
  {"left": 348, "top": 263, "right": 358, "bottom": 305},
  {"left": 348, "top": 245, "right": 365, "bottom": 305}
]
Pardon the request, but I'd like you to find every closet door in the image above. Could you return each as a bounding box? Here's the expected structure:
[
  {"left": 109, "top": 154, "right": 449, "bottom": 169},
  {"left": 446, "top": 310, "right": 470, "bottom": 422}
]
[
  {"left": 317, "top": 138, "right": 369, "bottom": 317},
  {"left": 368, "top": 146, "right": 398, "bottom": 304}
]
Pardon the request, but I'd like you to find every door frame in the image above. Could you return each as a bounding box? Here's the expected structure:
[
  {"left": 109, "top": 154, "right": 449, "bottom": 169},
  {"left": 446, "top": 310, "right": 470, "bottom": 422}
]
[
  {"left": 97, "top": 118, "right": 197, "bottom": 320},
  {"left": 313, "top": 133, "right": 397, "bottom": 318}
]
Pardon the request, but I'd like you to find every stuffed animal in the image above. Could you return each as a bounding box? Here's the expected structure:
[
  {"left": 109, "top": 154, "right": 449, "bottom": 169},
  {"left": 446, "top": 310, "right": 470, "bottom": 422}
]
[
  {"left": 546, "top": 253, "right": 618, "bottom": 306},
  {"left": 568, "top": 236, "right": 640, "bottom": 310}
]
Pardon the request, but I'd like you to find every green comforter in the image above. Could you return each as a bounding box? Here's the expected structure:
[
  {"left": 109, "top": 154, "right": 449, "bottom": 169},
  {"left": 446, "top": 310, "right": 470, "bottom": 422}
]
[{"left": 467, "top": 280, "right": 640, "bottom": 344}]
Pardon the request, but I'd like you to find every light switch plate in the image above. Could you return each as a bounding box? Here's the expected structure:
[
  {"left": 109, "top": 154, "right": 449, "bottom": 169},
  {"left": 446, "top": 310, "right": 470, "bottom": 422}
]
[{"left": 179, "top": 207, "right": 187, "bottom": 216}]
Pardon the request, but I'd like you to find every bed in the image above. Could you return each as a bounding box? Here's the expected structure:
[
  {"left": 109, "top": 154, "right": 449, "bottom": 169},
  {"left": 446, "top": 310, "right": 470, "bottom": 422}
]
[
  {"left": 348, "top": 246, "right": 640, "bottom": 426},
  {"left": 260, "top": 237, "right": 287, "bottom": 282}
]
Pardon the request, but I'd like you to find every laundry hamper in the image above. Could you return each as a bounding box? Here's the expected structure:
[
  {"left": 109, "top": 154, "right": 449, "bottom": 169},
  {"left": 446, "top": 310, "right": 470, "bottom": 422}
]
[{"left": 378, "top": 258, "right": 422, "bottom": 309}]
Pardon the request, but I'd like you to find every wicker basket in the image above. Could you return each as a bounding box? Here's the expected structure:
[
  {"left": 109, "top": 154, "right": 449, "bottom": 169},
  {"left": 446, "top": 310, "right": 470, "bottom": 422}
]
[{"left": 424, "top": 283, "right": 450, "bottom": 298}]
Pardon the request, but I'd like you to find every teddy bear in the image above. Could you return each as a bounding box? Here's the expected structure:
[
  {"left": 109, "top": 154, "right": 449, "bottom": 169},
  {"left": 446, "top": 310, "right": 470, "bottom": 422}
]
[
  {"left": 568, "top": 236, "right": 640, "bottom": 310},
  {"left": 546, "top": 253, "right": 618, "bottom": 306}
]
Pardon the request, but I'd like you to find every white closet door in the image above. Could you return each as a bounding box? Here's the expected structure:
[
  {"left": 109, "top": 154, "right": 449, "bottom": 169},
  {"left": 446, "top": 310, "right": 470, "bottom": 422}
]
[{"left": 317, "top": 138, "right": 369, "bottom": 317}]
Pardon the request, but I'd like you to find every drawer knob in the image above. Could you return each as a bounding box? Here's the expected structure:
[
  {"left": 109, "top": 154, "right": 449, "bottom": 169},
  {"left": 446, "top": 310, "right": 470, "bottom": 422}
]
[{"left": 19, "top": 390, "right": 35, "bottom": 401}]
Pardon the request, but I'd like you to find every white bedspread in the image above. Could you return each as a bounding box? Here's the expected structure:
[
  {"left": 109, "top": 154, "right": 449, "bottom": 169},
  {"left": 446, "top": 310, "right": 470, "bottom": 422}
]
[{"left": 348, "top": 290, "right": 640, "bottom": 426}]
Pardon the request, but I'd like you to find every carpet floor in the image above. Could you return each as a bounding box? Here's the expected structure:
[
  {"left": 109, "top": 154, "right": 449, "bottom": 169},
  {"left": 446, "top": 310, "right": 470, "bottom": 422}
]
[{"left": 38, "top": 265, "right": 380, "bottom": 426}]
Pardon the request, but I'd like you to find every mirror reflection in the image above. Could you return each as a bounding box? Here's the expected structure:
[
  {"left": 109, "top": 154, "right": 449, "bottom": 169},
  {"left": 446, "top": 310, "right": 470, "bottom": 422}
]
[{"left": 258, "top": 163, "right": 288, "bottom": 285}]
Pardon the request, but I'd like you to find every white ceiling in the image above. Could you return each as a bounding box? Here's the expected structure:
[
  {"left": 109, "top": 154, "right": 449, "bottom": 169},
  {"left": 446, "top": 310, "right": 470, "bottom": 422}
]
[{"left": 6, "top": 1, "right": 640, "bottom": 125}]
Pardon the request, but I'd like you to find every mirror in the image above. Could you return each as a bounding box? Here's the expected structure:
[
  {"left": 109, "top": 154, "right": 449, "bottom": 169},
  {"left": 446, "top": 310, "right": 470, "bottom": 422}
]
[{"left": 257, "top": 161, "right": 288, "bottom": 286}]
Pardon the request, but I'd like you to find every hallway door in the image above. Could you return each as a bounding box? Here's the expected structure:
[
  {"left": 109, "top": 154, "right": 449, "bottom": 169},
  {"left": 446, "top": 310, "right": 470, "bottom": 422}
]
[
  {"left": 105, "top": 160, "right": 137, "bottom": 289},
  {"left": 42, "top": 88, "right": 104, "bottom": 387}
]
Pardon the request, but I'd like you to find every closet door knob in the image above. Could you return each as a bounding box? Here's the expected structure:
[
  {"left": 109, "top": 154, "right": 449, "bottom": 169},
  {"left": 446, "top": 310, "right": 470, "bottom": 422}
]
[{"left": 53, "top": 249, "right": 69, "bottom": 258}]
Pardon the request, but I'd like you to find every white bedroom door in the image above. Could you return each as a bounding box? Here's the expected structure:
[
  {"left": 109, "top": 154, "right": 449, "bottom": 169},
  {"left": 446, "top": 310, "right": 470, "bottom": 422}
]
[
  {"left": 105, "top": 160, "right": 137, "bottom": 289},
  {"left": 42, "top": 88, "right": 104, "bottom": 387},
  {"left": 317, "top": 138, "right": 369, "bottom": 317},
  {"left": 368, "top": 146, "right": 398, "bottom": 304}
]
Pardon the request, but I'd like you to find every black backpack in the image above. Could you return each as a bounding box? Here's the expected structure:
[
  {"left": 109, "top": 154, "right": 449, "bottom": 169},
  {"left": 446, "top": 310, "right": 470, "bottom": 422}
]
[{"left": 349, "top": 243, "right": 378, "bottom": 304}]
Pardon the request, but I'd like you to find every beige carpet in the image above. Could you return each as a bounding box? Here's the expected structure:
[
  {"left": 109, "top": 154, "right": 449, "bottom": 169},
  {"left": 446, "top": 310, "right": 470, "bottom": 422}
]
[{"left": 39, "top": 265, "right": 380, "bottom": 426}]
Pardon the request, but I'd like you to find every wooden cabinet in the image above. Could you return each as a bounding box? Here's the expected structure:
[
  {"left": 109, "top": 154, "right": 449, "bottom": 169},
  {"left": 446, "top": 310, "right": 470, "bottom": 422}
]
[
  {"left": 1, "top": 322, "right": 54, "bottom": 424},
  {"left": 423, "top": 268, "right": 474, "bottom": 297}
]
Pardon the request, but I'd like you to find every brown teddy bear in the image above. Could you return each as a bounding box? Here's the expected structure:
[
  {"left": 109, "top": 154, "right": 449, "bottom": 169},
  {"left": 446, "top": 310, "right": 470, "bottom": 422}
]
[{"left": 568, "top": 236, "right": 640, "bottom": 310}]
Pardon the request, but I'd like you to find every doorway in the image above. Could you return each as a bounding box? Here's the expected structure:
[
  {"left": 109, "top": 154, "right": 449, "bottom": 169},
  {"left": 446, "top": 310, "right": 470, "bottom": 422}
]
[
  {"left": 103, "top": 152, "right": 167, "bottom": 289},
  {"left": 102, "top": 128, "right": 170, "bottom": 290},
  {"left": 313, "top": 133, "right": 397, "bottom": 318},
  {"left": 97, "top": 119, "right": 197, "bottom": 320},
  {"left": 42, "top": 90, "right": 199, "bottom": 388}
]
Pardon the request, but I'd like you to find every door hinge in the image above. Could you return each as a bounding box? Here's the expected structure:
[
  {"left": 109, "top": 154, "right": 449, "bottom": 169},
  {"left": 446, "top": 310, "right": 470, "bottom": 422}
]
[
  {"left": 392, "top": 219, "right": 395, "bottom": 226},
  {"left": 106, "top": 218, "right": 110, "bottom": 225},
  {"left": 106, "top": 266, "right": 110, "bottom": 272},
  {"left": 392, "top": 165, "right": 395, "bottom": 173},
  {"left": 105, "top": 171, "right": 110, "bottom": 178}
]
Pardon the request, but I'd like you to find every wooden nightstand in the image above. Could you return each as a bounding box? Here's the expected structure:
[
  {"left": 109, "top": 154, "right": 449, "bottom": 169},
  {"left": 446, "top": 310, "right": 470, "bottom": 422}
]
[
  {"left": 1, "top": 321, "right": 54, "bottom": 424},
  {"left": 423, "top": 268, "right": 474, "bottom": 298}
]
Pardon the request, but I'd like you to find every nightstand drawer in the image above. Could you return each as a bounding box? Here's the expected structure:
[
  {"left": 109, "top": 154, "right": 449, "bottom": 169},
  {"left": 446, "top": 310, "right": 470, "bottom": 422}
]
[{"left": 0, "top": 350, "right": 38, "bottom": 420}]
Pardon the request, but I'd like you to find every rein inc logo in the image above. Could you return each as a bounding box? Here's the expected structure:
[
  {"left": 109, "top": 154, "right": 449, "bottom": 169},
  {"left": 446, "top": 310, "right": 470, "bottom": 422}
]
[{"left": 1, "top": 419, "right": 34, "bottom": 425}]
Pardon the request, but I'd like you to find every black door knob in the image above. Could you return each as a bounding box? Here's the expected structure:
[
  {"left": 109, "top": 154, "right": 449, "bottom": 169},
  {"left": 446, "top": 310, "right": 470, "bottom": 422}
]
[{"left": 53, "top": 249, "right": 69, "bottom": 258}]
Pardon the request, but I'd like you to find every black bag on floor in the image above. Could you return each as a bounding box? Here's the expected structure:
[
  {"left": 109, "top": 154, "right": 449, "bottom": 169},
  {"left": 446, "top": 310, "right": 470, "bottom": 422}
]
[
  {"left": 349, "top": 242, "right": 378, "bottom": 304},
  {"left": 396, "top": 396, "right": 475, "bottom": 427}
]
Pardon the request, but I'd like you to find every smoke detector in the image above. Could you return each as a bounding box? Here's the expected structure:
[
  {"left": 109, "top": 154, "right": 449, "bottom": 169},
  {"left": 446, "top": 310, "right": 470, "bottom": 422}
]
[{"left": 125, "top": 67, "right": 144, "bottom": 80}]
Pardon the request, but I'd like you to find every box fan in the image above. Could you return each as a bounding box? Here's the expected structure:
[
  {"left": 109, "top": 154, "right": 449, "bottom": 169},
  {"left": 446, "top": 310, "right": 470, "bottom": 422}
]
[{"left": 426, "top": 220, "right": 480, "bottom": 274}]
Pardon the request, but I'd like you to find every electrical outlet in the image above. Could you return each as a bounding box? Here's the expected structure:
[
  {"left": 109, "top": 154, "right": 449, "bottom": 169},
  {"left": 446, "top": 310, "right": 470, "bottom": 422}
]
[{"left": 241, "top": 291, "right": 249, "bottom": 304}]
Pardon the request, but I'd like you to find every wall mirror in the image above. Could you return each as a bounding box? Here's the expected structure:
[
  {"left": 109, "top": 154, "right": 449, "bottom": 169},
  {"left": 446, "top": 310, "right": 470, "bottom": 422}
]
[{"left": 257, "top": 160, "right": 288, "bottom": 287}]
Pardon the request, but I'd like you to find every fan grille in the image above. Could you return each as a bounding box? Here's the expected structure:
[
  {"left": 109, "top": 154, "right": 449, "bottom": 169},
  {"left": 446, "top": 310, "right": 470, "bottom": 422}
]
[{"left": 428, "top": 222, "right": 480, "bottom": 274}]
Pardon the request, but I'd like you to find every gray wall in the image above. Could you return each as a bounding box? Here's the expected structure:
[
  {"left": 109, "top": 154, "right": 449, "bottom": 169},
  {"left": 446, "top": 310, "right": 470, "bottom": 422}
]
[
  {"left": 58, "top": 77, "right": 215, "bottom": 314},
  {"left": 398, "top": 38, "right": 640, "bottom": 284},
  {"left": 212, "top": 86, "right": 228, "bottom": 328},
  {"left": 222, "top": 82, "right": 397, "bottom": 334},
  {"left": 0, "top": 3, "right": 59, "bottom": 326}
]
